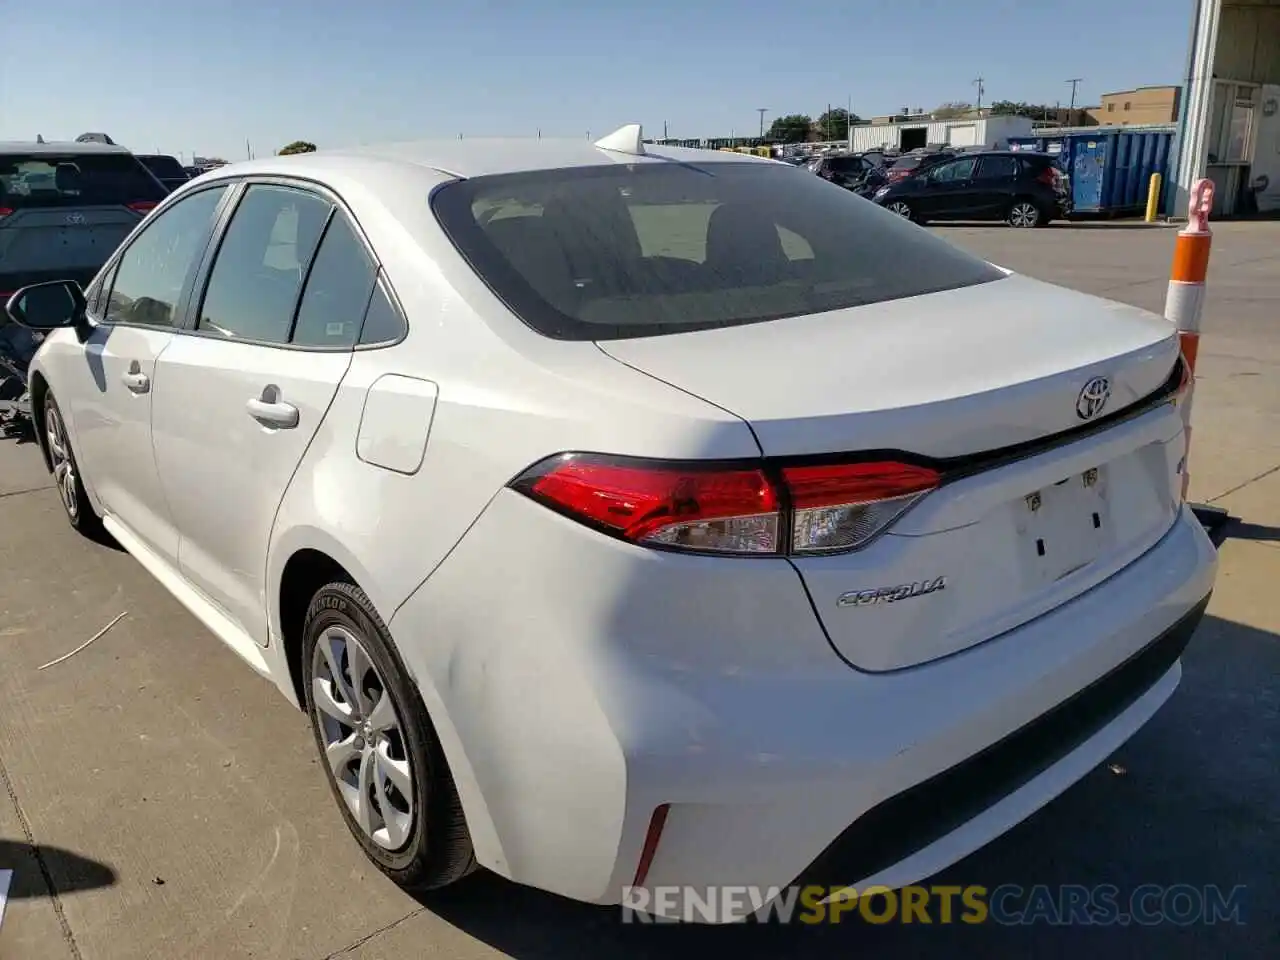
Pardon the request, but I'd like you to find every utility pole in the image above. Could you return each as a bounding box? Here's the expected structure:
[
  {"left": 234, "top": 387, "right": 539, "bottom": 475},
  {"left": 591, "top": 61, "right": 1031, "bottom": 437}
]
[
  {"left": 973, "top": 77, "right": 985, "bottom": 112},
  {"left": 1066, "top": 78, "right": 1083, "bottom": 116},
  {"left": 757, "top": 108, "right": 767, "bottom": 139},
  {"left": 663, "top": 120, "right": 668, "bottom": 139}
]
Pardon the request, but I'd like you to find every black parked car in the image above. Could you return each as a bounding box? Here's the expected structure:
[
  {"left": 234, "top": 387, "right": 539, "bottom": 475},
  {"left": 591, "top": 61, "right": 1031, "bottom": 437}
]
[
  {"left": 870, "top": 150, "right": 1071, "bottom": 228},
  {"left": 135, "top": 153, "right": 189, "bottom": 193},
  {"left": 882, "top": 149, "right": 957, "bottom": 185},
  {"left": 809, "top": 154, "right": 876, "bottom": 190},
  {"left": 807, "top": 153, "right": 898, "bottom": 197}
]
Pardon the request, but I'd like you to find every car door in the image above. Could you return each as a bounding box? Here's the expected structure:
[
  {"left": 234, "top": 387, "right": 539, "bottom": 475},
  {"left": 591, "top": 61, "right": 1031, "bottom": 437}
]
[
  {"left": 150, "top": 182, "right": 377, "bottom": 645},
  {"left": 914, "top": 156, "right": 979, "bottom": 218},
  {"left": 64, "top": 183, "right": 231, "bottom": 562},
  {"left": 970, "top": 154, "right": 1021, "bottom": 217},
  {"left": 827, "top": 157, "right": 862, "bottom": 189}
]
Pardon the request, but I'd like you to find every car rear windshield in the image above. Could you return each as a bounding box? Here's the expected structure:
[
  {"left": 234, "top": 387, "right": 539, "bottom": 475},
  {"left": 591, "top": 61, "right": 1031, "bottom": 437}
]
[
  {"left": 890, "top": 157, "right": 923, "bottom": 171},
  {"left": 0, "top": 152, "right": 165, "bottom": 210},
  {"left": 138, "top": 155, "right": 187, "bottom": 180},
  {"left": 431, "top": 161, "right": 1004, "bottom": 340}
]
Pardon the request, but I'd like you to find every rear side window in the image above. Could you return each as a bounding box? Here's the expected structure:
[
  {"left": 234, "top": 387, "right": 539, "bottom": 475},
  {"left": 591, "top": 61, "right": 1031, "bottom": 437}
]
[
  {"left": 291, "top": 213, "right": 377, "bottom": 348},
  {"left": 358, "top": 281, "right": 408, "bottom": 345},
  {"left": 198, "top": 185, "right": 330, "bottom": 343},
  {"left": 976, "top": 156, "right": 1020, "bottom": 180},
  {"left": 0, "top": 152, "right": 165, "bottom": 210},
  {"left": 432, "top": 162, "right": 1003, "bottom": 340},
  {"left": 138, "top": 155, "right": 186, "bottom": 180}
]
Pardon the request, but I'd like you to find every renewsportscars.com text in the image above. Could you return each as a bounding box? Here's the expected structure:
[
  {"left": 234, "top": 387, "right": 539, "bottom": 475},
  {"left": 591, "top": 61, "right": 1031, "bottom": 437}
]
[{"left": 621, "top": 883, "right": 1247, "bottom": 926}]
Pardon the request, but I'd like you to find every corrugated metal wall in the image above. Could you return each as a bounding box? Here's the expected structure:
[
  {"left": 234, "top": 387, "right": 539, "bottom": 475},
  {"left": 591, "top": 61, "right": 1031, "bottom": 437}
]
[
  {"left": 847, "top": 115, "right": 1034, "bottom": 152},
  {"left": 1215, "top": 2, "right": 1280, "bottom": 84}
]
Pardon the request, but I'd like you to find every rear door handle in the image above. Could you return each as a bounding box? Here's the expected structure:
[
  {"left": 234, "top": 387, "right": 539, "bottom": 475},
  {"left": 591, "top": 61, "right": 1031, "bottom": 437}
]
[
  {"left": 122, "top": 371, "right": 150, "bottom": 393},
  {"left": 246, "top": 396, "right": 299, "bottom": 429}
]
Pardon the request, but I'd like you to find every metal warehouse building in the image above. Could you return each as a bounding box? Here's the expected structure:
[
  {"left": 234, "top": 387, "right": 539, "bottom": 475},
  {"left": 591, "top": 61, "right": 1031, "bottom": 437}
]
[
  {"left": 1176, "top": 0, "right": 1280, "bottom": 215},
  {"left": 847, "top": 115, "right": 1035, "bottom": 153}
]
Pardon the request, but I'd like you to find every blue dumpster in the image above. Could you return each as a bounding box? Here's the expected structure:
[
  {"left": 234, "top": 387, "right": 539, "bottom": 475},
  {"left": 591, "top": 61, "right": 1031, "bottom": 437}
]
[{"left": 1007, "top": 126, "right": 1175, "bottom": 215}]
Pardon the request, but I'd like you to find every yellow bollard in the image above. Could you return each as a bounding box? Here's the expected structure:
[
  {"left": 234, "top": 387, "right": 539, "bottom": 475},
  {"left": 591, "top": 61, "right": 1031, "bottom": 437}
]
[{"left": 1145, "top": 172, "right": 1163, "bottom": 222}]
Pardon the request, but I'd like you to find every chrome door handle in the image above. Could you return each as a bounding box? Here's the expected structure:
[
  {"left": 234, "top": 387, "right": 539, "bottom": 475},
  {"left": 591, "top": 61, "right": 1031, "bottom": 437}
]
[
  {"left": 122, "top": 371, "right": 150, "bottom": 393},
  {"left": 246, "top": 396, "right": 299, "bottom": 429}
]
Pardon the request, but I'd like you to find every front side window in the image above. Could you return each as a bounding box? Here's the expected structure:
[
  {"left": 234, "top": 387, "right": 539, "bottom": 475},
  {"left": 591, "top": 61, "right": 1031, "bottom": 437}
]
[
  {"left": 103, "top": 185, "right": 228, "bottom": 328},
  {"left": 198, "top": 184, "right": 330, "bottom": 343},
  {"left": 432, "top": 162, "right": 1003, "bottom": 340},
  {"left": 929, "top": 158, "right": 977, "bottom": 183}
]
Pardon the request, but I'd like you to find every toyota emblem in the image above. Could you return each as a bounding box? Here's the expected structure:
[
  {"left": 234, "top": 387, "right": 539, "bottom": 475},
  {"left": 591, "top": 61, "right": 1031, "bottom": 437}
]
[{"left": 1076, "top": 377, "right": 1111, "bottom": 420}]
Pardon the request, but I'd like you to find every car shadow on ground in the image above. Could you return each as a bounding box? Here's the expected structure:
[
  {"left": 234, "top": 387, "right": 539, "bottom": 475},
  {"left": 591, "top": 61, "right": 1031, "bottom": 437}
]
[
  {"left": 414, "top": 613, "right": 1277, "bottom": 960},
  {"left": 1224, "top": 519, "right": 1280, "bottom": 545},
  {"left": 0, "top": 839, "right": 117, "bottom": 899}
]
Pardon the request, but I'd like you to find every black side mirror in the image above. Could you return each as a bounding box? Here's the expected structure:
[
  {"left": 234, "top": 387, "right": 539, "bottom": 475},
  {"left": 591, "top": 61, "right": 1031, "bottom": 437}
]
[{"left": 5, "top": 280, "right": 86, "bottom": 331}]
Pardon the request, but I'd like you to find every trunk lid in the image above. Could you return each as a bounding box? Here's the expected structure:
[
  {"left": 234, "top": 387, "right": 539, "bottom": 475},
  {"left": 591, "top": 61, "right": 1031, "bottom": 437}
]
[
  {"left": 599, "top": 274, "right": 1186, "bottom": 670},
  {"left": 597, "top": 274, "right": 1177, "bottom": 459}
]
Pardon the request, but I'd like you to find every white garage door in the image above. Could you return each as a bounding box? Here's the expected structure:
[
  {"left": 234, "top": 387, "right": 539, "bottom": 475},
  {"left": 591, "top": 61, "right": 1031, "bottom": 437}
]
[{"left": 947, "top": 124, "right": 978, "bottom": 146}]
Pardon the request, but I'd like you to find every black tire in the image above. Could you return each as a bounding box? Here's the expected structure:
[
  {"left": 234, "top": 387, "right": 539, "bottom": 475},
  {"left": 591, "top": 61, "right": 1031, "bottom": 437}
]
[
  {"left": 1007, "top": 199, "right": 1046, "bottom": 228},
  {"left": 43, "top": 393, "right": 103, "bottom": 537},
  {"left": 302, "top": 581, "right": 476, "bottom": 891}
]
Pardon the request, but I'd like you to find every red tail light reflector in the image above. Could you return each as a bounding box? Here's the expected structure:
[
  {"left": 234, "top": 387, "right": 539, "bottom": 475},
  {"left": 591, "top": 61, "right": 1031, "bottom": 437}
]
[
  {"left": 1173, "top": 352, "right": 1193, "bottom": 403},
  {"left": 513, "top": 454, "right": 942, "bottom": 556},
  {"left": 127, "top": 201, "right": 159, "bottom": 214},
  {"left": 0, "top": 207, "right": 12, "bottom": 219}
]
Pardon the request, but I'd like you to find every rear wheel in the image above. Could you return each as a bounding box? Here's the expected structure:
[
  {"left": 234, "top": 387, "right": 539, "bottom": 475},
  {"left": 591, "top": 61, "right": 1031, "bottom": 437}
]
[
  {"left": 885, "top": 200, "right": 914, "bottom": 220},
  {"left": 44, "top": 394, "right": 102, "bottom": 536},
  {"left": 303, "top": 581, "right": 476, "bottom": 891},
  {"left": 1007, "top": 200, "right": 1045, "bottom": 228}
]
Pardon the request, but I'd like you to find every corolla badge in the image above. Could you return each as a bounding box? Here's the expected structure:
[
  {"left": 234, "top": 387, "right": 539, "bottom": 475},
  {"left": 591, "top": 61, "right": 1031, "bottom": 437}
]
[
  {"left": 1075, "top": 376, "right": 1111, "bottom": 421},
  {"left": 838, "top": 576, "right": 947, "bottom": 608}
]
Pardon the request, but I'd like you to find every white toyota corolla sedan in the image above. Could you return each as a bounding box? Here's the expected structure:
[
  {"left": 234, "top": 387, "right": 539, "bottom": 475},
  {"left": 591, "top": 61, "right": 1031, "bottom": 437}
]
[{"left": 8, "top": 125, "right": 1217, "bottom": 921}]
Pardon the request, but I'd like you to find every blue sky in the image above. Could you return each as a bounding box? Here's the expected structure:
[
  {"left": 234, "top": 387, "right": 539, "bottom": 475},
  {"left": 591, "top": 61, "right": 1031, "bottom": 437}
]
[{"left": 1, "top": 0, "right": 1193, "bottom": 162}]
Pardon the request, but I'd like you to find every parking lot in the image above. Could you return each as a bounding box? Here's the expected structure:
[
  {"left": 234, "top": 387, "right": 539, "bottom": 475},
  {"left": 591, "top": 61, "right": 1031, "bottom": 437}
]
[{"left": 1, "top": 220, "right": 1277, "bottom": 959}]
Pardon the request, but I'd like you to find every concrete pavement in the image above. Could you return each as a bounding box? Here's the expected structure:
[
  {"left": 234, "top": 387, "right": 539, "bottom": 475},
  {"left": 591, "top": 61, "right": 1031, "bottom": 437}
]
[{"left": 0, "top": 221, "right": 1276, "bottom": 958}]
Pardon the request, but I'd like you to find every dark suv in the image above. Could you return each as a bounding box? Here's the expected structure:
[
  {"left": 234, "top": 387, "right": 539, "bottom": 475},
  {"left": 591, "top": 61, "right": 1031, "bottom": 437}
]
[
  {"left": 808, "top": 154, "right": 879, "bottom": 192},
  {"left": 0, "top": 141, "right": 166, "bottom": 299},
  {"left": 136, "top": 153, "right": 190, "bottom": 193},
  {"left": 870, "top": 150, "right": 1071, "bottom": 228}
]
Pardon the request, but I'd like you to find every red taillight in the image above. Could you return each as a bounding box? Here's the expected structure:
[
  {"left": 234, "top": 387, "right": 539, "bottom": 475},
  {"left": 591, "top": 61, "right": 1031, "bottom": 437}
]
[
  {"left": 128, "top": 201, "right": 159, "bottom": 214},
  {"left": 632, "top": 804, "right": 670, "bottom": 887},
  {"left": 513, "top": 454, "right": 942, "bottom": 556},
  {"left": 1174, "top": 352, "right": 1193, "bottom": 400},
  {"left": 516, "top": 454, "right": 781, "bottom": 554},
  {"left": 1037, "top": 167, "right": 1061, "bottom": 187},
  {"left": 0, "top": 206, "right": 12, "bottom": 219}
]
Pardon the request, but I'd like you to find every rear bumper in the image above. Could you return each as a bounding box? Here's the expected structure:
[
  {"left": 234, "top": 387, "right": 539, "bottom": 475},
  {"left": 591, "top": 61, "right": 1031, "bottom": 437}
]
[{"left": 389, "top": 499, "right": 1216, "bottom": 916}]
